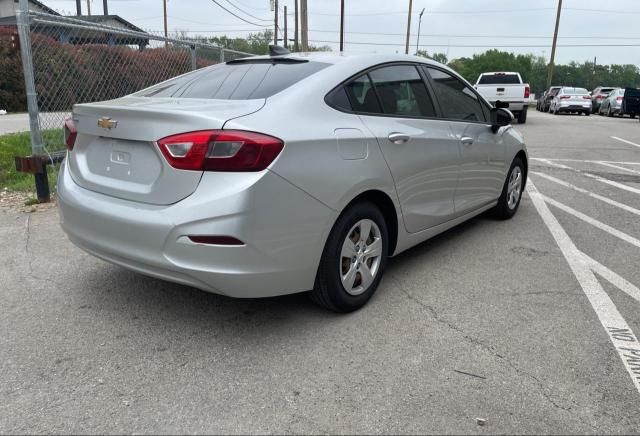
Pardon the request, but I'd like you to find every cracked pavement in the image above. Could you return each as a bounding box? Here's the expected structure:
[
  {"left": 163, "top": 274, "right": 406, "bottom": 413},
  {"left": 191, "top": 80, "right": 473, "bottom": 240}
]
[{"left": 2, "top": 110, "right": 640, "bottom": 434}]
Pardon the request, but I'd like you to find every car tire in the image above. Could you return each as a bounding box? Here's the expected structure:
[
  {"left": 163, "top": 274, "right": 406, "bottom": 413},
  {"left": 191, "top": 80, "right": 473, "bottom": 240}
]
[
  {"left": 492, "top": 156, "right": 525, "bottom": 220},
  {"left": 517, "top": 109, "right": 527, "bottom": 124},
  {"left": 311, "top": 201, "right": 388, "bottom": 312},
  {"left": 585, "top": 111, "right": 590, "bottom": 116},
  {"left": 608, "top": 106, "right": 613, "bottom": 117},
  {"left": 631, "top": 113, "right": 636, "bottom": 119}
]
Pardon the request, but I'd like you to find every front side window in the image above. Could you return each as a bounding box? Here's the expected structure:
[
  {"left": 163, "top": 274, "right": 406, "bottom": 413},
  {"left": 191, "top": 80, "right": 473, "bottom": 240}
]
[
  {"left": 426, "top": 67, "right": 487, "bottom": 122},
  {"left": 368, "top": 65, "right": 436, "bottom": 117}
]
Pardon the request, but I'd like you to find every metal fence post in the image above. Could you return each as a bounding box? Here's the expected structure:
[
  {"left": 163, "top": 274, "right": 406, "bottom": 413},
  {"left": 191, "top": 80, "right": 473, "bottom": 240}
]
[
  {"left": 220, "top": 46, "right": 225, "bottom": 63},
  {"left": 16, "top": 0, "right": 50, "bottom": 202},
  {"left": 190, "top": 45, "right": 197, "bottom": 71}
]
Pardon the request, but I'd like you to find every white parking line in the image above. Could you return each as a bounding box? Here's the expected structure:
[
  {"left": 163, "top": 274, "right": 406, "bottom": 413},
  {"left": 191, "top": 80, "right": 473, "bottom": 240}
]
[
  {"left": 586, "top": 254, "right": 640, "bottom": 305},
  {"left": 541, "top": 194, "right": 640, "bottom": 249},
  {"left": 611, "top": 136, "right": 640, "bottom": 149},
  {"left": 531, "top": 172, "right": 640, "bottom": 217},
  {"left": 595, "top": 161, "right": 640, "bottom": 176},
  {"left": 527, "top": 181, "right": 640, "bottom": 395},
  {"left": 535, "top": 159, "right": 640, "bottom": 196},
  {"left": 531, "top": 158, "right": 640, "bottom": 166}
]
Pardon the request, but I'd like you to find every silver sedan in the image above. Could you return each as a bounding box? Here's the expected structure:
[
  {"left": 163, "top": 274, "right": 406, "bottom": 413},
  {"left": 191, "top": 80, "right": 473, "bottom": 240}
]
[{"left": 58, "top": 51, "right": 527, "bottom": 312}]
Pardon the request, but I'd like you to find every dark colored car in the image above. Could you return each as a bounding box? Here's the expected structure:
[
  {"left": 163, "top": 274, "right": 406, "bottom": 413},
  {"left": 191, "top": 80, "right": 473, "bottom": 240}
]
[
  {"left": 623, "top": 87, "right": 640, "bottom": 119},
  {"left": 540, "top": 86, "right": 561, "bottom": 112}
]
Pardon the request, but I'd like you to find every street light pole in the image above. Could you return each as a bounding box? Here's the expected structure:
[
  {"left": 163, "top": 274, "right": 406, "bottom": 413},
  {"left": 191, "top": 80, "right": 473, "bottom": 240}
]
[
  {"left": 415, "top": 8, "right": 425, "bottom": 55},
  {"left": 546, "top": 0, "right": 562, "bottom": 88}
]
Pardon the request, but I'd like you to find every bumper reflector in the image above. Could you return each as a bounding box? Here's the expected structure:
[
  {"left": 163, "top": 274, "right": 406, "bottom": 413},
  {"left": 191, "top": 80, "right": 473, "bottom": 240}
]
[{"left": 188, "top": 235, "right": 245, "bottom": 246}]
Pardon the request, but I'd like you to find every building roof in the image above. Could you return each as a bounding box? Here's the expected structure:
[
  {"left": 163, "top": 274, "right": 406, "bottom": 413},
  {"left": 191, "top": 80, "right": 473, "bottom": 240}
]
[
  {"left": 74, "top": 14, "right": 146, "bottom": 34},
  {"left": 13, "top": 0, "right": 60, "bottom": 16}
]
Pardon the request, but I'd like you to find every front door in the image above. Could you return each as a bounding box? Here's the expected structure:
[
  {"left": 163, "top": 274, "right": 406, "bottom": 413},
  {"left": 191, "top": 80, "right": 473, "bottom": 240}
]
[{"left": 347, "top": 65, "right": 461, "bottom": 233}]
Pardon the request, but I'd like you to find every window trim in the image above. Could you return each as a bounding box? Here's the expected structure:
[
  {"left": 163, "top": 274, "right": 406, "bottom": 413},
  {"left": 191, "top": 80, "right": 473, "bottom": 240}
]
[
  {"left": 421, "top": 65, "right": 492, "bottom": 125},
  {"left": 324, "top": 61, "right": 441, "bottom": 121}
]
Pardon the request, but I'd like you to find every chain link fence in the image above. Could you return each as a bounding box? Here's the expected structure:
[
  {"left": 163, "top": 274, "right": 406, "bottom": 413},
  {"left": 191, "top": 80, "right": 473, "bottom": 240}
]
[
  {"left": 7, "top": 1, "right": 252, "bottom": 200},
  {"left": 29, "top": 11, "right": 251, "bottom": 151}
]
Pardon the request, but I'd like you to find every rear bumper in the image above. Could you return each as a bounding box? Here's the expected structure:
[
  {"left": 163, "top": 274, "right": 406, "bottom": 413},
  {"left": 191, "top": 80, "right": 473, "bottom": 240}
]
[
  {"left": 490, "top": 101, "right": 527, "bottom": 112},
  {"left": 57, "top": 161, "right": 337, "bottom": 298},
  {"left": 558, "top": 102, "right": 591, "bottom": 112}
]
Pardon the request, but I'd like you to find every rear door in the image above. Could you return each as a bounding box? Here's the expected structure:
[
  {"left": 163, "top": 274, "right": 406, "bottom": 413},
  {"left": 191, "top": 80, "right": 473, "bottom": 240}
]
[
  {"left": 347, "top": 64, "right": 460, "bottom": 233},
  {"left": 425, "top": 67, "right": 506, "bottom": 215}
]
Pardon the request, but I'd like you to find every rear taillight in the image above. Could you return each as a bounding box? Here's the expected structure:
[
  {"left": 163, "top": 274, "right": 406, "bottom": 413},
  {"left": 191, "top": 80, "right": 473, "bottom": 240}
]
[
  {"left": 617, "top": 96, "right": 624, "bottom": 102},
  {"left": 560, "top": 96, "right": 571, "bottom": 100},
  {"left": 524, "top": 86, "right": 530, "bottom": 99},
  {"left": 596, "top": 95, "right": 605, "bottom": 100},
  {"left": 157, "top": 130, "right": 284, "bottom": 172},
  {"left": 583, "top": 96, "right": 591, "bottom": 100},
  {"left": 64, "top": 118, "right": 77, "bottom": 151}
]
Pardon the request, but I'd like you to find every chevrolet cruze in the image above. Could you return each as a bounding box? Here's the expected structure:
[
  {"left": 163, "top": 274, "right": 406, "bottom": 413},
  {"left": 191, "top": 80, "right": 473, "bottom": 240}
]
[{"left": 58, "top": 51, "right": 527, "bottom": 312}]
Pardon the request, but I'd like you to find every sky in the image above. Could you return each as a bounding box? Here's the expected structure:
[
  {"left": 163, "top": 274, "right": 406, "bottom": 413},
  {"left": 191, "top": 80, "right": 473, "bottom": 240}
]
[{"left": 42, "top": 0, "right": 640, "bottom": 66}]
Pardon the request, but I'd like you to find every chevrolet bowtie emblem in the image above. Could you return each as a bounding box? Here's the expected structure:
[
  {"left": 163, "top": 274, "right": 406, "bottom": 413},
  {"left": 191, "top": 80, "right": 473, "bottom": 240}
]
[{"left": 97, "top": 117, "right": 118, "bottom": 129}]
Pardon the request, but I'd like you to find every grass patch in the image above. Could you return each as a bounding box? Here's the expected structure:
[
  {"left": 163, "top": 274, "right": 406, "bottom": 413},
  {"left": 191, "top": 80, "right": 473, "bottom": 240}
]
[{"left": 0, "top": 129, "right": 65, "bottom": 193}]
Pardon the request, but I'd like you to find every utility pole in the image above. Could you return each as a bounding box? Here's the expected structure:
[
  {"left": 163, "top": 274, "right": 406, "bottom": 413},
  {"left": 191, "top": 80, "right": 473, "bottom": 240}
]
[
  {"left": 404, "top": 0, "right": 413, "bottom": 55},
  {"left": 103, "top": 0, "right": 108, "bottom": 15},
  {"left": 284, "top": 5, "right": 288, "bottom": 48},
  {"left": 294, "top": 0, "right": 299, "bottom": 51},
  {"left": 546, "top": 0, "right": 562, "bottom": 88},
  {"left": 86, "top": 0, "right": 91, "bottom": 15},
  {"left": 274, "top": 0, "right": 278, "bottom": 45},
  {"left": 163, "top": 0, "right": 168, "bottom": 48},
  {"left": 75, "top": 0, "right": 82, "bottom": 15},
  {"left": 300, "top": 0, "right": 308, "bottom": 51},
  {"left": 415, "top": 7, "right": 425, "bottom": 55},
  {"left": 339, "top": 0, "right": 345, "bottom": 52}
]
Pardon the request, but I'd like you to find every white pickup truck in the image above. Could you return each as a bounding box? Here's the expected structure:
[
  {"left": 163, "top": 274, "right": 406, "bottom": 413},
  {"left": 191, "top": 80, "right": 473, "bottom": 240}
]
[{"left": 474, "top": 72, "right": 530, "bottom": 124}]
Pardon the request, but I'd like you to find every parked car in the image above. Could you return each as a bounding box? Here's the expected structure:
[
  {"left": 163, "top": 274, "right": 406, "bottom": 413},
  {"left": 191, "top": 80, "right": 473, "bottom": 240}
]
[
  {"left": 598, "top": 88, "right": 639, "bottom": 117},
  {"left": 58, "top": 51, "right": 527, "bottom": 312},
  {"left": 539, "top": 86, "right": 561, "bottom": 112},
  {"left": 550, "top": 87, "right": 592, "bottom": 115},
  {"left": 591, "top": 86, "right": 617, "bottom": 113},
  {"left": 474, "top": 72, "right": 530, "bottom": 123},
  {"left": 623, "top": 87, "right": 640, "bottom": 118}
]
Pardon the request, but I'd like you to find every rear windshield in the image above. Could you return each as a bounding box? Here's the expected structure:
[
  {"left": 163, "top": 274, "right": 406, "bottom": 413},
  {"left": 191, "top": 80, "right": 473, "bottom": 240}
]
[
  {"left": 136, "top": 60, "right": 330, "bottom": 99},
  {"left": 478, "top": 74, "right": 520, "bottom": 85},
  {"left": 562, "top": 87, "right": 589, "bottom": 95},
  {"left": 600, "top": 88, "right": 615, "bottom": 94}
]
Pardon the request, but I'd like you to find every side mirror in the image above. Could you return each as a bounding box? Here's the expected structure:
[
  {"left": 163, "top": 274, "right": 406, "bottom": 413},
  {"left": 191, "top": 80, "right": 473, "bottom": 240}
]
[{"left": 490, "top": 107, "right": 513, "bottom": 133}]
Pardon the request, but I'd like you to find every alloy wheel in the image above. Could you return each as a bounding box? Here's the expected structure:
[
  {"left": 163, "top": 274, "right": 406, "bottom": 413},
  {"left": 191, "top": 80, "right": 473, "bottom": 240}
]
[
  {"left": 507, "top": 166, "right": 523, "bottom": 210},
  {"left": 340, "top": 219, "right": 382, "bottom": 296}
]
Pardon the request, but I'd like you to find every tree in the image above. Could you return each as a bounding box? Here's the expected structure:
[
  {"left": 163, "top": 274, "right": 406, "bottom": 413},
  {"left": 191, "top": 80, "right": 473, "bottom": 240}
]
[{"left": 416, "top": 50, "right": 447, "bottom": 64}]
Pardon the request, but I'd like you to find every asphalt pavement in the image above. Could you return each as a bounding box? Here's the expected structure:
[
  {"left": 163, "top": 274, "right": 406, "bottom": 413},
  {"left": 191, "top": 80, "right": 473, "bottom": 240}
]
[{"left": 1, "top": 110, "right": 640, "bottom": 434}]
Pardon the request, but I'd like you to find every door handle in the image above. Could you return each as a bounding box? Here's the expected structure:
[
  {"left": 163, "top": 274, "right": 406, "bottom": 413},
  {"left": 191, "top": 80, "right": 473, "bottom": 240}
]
[
  {"left": 461, "top": 136, "right": 474, "bottom": 146},
  {"left": 388, "top": 132, "right": 411, "bottom": 144}
]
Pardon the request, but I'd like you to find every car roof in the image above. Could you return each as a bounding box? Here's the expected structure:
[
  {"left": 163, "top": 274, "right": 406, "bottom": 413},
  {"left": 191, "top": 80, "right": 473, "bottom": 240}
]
[{"left": 232, "top": 51, "right": 445, "bottom": 67}]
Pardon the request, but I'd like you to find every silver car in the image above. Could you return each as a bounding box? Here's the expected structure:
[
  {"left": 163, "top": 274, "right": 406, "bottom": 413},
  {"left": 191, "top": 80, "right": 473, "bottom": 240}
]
[
  {"left": 598, "top": 88, "right": 627, "bottom": 117},
  {"left": 550, "top": 87, "right": 592, "bottom": 115},
  {"left": 58, "top": 52, "right": 527, "bottom": 312}
]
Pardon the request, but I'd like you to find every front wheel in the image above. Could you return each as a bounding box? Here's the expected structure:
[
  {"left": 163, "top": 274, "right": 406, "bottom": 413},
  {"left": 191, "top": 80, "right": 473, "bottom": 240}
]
[
  {"left": 492, "top": 157, "right": 525, "bottom": 220},
  {"left": 311, "top": 202, "right": 388, "bottom": 312}
]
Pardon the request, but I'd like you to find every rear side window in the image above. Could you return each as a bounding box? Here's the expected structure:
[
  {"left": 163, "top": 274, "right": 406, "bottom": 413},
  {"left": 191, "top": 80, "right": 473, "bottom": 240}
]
[
  {"left": 368, "top": 65, "right": 436, "bottom": 117},
  {"left": 344, "top": 74, "right": 382, "bottom": 114},
  {"left": 478, "top": 74, "right": 520, "bottom": 85},
  {"left": 426, "top": 67, "right": 487, "bottom": 122},
  {"left": 136, "top": 60, "right": 329, "bottom": 99}
]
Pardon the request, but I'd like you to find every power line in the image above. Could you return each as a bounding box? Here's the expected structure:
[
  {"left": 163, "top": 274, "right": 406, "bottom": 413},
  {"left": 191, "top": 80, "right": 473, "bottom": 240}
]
[
  {"left": 307, "top": 7, "right": 555, "bottom": 17},
  {"left": 307, "top": 29, "right": 640, "bottom": 40},
  {"left": 208, "top": 0, "right": 271, "bottom": 27},
  {"left": 222, "top": 0, "right": 272, "bottom": 22},
  {"left": 308, "top": 39, "right": 640, "bottom": 48}
]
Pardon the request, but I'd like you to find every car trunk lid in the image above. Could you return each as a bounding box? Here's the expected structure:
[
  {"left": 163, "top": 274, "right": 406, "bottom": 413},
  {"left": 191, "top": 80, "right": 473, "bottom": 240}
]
[{"left": 67, "top": 96, "right": 265, "bottom": 205}]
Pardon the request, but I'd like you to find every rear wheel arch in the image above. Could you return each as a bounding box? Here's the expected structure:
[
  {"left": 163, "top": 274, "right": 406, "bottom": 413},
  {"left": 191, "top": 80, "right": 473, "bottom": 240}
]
[
  {"left": 515, "top": 150, "right": 528, "bottom": 184},
  {"left": 341, "top": 190, "right": 399, "bottom": 256}
]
